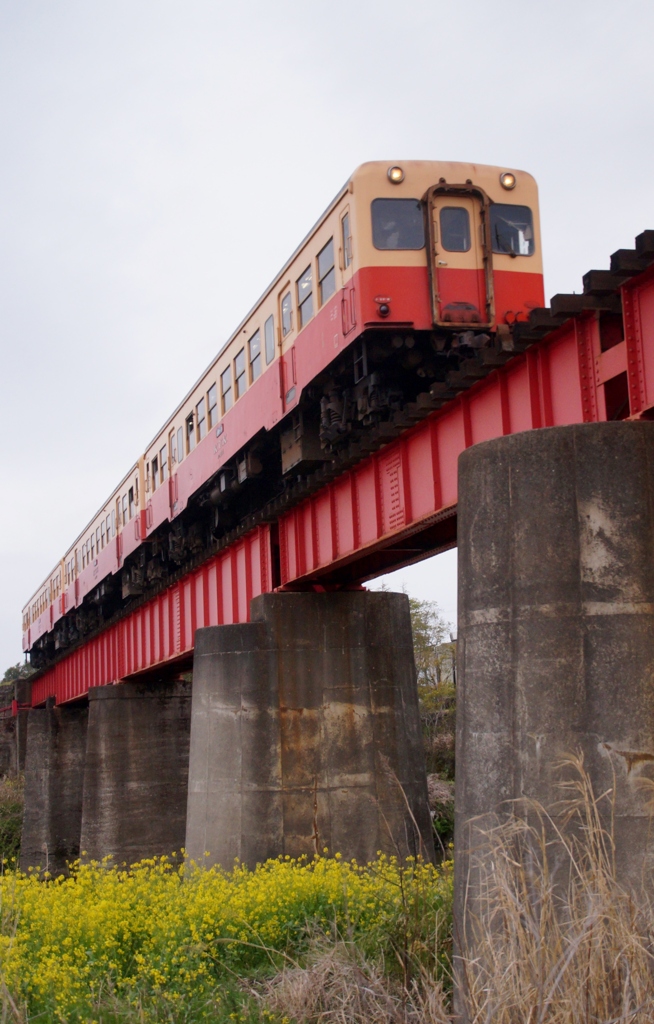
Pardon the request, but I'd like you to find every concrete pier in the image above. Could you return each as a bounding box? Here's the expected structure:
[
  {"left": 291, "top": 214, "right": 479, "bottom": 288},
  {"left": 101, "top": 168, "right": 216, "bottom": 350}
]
[
  {"left": 79, "top": 679, "right": 192, "bottom": 864},
  {"left": 20, "top": 704, "right": 88, "bottom": 874},
  {"left": 186, "top": 591, "right": 434, "bottom": 868},
  {"left": 455, "top": 422, "right": 654, "bottom": 944}
]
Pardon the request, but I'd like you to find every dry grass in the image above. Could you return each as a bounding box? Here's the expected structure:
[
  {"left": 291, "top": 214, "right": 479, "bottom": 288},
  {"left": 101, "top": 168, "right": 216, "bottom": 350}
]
[
  {"left": 458, "top": 754, "right": 654, "bottom": 1023},
  {"left": 261, "top": 939, "right": 450, "bottom": 1024}
]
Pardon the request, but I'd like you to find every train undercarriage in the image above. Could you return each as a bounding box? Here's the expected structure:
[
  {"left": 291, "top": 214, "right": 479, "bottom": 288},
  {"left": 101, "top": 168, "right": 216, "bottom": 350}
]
[{"left": 31, "top": 322, "right": 528, "bottom": 670}]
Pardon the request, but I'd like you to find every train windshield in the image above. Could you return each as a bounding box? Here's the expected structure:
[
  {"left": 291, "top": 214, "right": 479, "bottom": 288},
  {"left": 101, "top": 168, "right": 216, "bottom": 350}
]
[
  {"left": 490, "top": 204, "right": 534, "bottom": 256},
  {"left": 371, "top": 199, "right": 425, "bottom": 250}
]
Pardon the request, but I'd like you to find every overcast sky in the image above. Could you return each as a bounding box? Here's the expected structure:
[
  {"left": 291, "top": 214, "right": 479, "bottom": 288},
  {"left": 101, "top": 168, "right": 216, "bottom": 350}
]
[{"left": 1, "top": 0, "right": 653, "bottom": 669}]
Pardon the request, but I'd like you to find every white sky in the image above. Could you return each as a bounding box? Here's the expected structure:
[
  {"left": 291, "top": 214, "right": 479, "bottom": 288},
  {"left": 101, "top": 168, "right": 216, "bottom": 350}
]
[{"left": 1, "top": 0, "right": 653, "bottom": 670}]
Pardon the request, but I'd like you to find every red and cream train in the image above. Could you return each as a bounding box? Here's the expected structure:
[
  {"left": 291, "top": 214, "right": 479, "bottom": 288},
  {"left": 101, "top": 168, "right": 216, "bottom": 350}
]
[{"left": 22, "top": 160, "right": 544, "bottom": 667}]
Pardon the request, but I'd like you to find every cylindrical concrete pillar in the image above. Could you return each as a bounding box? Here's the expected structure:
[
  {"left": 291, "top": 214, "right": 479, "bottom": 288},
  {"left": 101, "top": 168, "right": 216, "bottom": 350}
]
[
  {"left": 20, "top": 705, "right": 88, "bottom": 875},
  {"left": 80, "top": 679, "right": 191, "bottom": 864},
  {"left": 186, "top": 591, "right": 434, "bottom": 868},
  {"left": 455, "top": 422, "right": 654, "bottom": 930}
]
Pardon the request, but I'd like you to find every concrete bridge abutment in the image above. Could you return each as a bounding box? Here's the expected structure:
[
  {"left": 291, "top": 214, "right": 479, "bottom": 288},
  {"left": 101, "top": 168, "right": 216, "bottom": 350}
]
[
  {"left": 79, "top": 679, "right": 192, "bottom": 864},
  {"left": 185, "top": 590, "right": 435, "bottom": 868},
  {"left": 454, "top": 421, "right": 654, "bottom": 977},
  {"left": 20, "top": 703, "right": 88, "bottom": 875}
]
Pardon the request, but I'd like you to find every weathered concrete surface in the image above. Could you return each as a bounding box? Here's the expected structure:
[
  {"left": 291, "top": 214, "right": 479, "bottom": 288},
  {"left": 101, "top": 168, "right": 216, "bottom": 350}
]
[
  {"left": 20, "top": 704, "right": 88, "bottom": 874},
  {"left": 186, "top": 591, "right": 434, "bottom": 868},
  {"left": 80, "top": 680, "right": 191, "bottom": 864},
  {"left": 455, "top": 422, "right": 654, "bottom": 944}
]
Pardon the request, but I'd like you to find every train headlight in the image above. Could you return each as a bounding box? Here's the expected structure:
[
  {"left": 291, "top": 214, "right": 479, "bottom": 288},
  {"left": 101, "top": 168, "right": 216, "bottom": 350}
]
[
  {"left": 387, "top": 166, "right": 404, "bottom": 184},
  {"left": 500, "top": 172, "right": 516, "bottom": 190}
]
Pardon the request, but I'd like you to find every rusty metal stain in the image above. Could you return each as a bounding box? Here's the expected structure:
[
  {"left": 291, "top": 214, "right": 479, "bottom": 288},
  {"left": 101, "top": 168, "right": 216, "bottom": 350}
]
[{"left": 602, "top": 742, "right": 654, "bottom": 773}]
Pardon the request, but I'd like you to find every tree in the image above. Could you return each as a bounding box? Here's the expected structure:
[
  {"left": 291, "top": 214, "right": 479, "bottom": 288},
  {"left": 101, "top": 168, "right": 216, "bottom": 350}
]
[
  {"left": 2, "top": 663, "right": 33, "bottom": 684},
  {"left": 408, "top": 596, "right": 455, "bottom": 688},
  {"left": 408, "top": 597, "right": 457, "bottom": 783}
]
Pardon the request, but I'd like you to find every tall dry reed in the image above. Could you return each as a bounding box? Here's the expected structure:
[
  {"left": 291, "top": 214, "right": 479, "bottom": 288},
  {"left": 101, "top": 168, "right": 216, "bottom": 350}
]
[{"left": 457, "top": 754, "right": 654, "bottom": 1023}]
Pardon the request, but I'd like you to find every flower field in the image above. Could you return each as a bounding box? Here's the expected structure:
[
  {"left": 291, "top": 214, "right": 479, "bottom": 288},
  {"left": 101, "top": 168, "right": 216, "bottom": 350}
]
[{"left": 0, "top": 854, "right": 452, "bottom": 1023}]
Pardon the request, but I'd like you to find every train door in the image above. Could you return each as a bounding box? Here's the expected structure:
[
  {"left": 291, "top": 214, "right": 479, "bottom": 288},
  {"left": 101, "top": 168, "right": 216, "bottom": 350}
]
[
  {"left": 340, "top": 206, "right": 356, "bottom": 335},
  {"left": 424, "top": 185, "right": 494, "bottom": 330}
]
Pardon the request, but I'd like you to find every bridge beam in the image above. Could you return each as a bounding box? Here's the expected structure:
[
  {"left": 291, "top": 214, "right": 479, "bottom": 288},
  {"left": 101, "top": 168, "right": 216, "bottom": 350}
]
[
  {"left": 454, "top": 422, "right": 654, "bottom": 984},
  {"left": 185, "top": 591, "right": 434, "bottom": 868}
]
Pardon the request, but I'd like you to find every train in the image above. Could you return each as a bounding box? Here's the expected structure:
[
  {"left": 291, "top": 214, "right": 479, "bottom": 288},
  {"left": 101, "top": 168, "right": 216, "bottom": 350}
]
[{"left": 22, "top": 160, "right": 544, "bottom": 668}]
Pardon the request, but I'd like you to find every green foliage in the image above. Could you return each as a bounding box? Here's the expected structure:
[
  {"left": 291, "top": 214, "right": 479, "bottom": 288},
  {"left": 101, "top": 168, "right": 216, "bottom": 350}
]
[
  {"left": 0, "top": 776, "right": 23, "bottom": 866},
  {"left": 408, "top": 597, "right": 453, "bottom": 688},
  {"left": 407, "top": 596, "right": 456, "bottom": 781},
  {"left": 1, "top": 664, "right": 33, "bottom": 684}
]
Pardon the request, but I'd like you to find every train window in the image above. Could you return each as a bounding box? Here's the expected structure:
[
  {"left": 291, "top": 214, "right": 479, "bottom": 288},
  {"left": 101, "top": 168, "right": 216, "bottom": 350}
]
[
  {"left": 160, "top": 444, "right": 168, "bottom": 480},
  {"left": 249, "top": 330, "right": 262, "bottom": 382},
  {"left": 101, "top": 520, "right": 106, "bottom": 548},
  {"left": 318, "top": 239, "right": 336, "bottom": 305},
  {"left": 177, "top": 425, "right": 184, "bottom": 463},
  {"left": 186, "top": 413, "right": 195, "bottom": 453},
  {"left": 221, "top": 366, "right": 233, "bottom": 412},
  {"left": 91, "top": 534, "right": 95, "bottom": 560},
  {"left": 96, "top": 527, "right": 100, "bottom": 552},
  {"left": 152, "top": 455, "right": 159, "bottom": 490},
  {"left": 207, "top": 384, "right": 218, "bottom": 427},
  {"left": 281, "top": 292, "right": 292, "bottom": 337},
  {"left": 197, "top": 398, "right": 206, "bottom": 440},
  {"left": 265, "top": 315, "right": 275, "bottom": 364},
  {"left": 111, "top": 510, "right": 115, "bottom": 537},
  {"left": 342, "top": 212, "right": 352, "bottom": 267},
  {"left": 122, "top": 495, "right": 128, "bottom": 526},
  {"left": 170, "top": 429, "right": 177, "bottom": 465},
  {"left": 297, "top": 267, "right": 313, "bottom": 328},
  {"left": 371, "top": 198, "right": 424, "bottom": 250},
  {"left": 129, "top": 487, "right": 135, "bottom": 519},
  {"left": 489, "top": 204, "right": 534, "bottom": 256},
  {"left": 82, "top": 546, "right": 86, "bottom": 569},
  {"left": 440, "top": 207, "right": 471, "bottom": 252},
  {"left": 235, "top": 348, "right": 246, "bottom": 398}
]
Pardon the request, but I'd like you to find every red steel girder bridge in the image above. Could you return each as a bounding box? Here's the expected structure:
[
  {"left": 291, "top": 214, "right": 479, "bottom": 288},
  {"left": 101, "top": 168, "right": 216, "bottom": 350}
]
[{"left": 30, "top": 231, "right": 654, "bottom": 707}]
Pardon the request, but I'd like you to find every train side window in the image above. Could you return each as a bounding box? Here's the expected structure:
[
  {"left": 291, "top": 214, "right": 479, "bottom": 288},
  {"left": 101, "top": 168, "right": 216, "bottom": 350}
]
[
  {"left": 177, "top": 426, "right": 184, "bottom": 463},
  {"left": 160, "top": 444, "right": 168, "bottom": 480},
  {"left": 281, "top": 292, "right": 292, "bottom": 337},
  {"left": 129, "top": 487, "right": 135, "bottom": 519},
  {"left": 186, "top": 413, "right": 195, "bottom": 453},
  {"left": 111, "top": 510, "right": 115, "bottom": 537},
  {"left": 440, "top": 207, "right": 471, "bottom": 252},
  {"left": 221, "top": 366, "right": 233, "bottom": 412},
  {"left": 297, "top": 267, "right": 313, "bottom": 327},
  {"left": 264, "top": 315, "right": 275, "bottom": 364},
  {"left": 91, "top": 534, "right": 95, "bottom": 560},
  {"left": 170, "top": 429, "right": 177, "bottom": 465},
  {"left": 82, "top": 546, "right": 86, "bottom": 569},
  {"left": 371, "top": 198, "right": 424, "bottom": 250},
  {"left": 197, "top": 398, "right": 206, "bottom": 440},
  {"left": 342, "top": 211, "right": 352, "bottom": 267},
  {"left": 96, "top": 527, "right": 100, "bottom": 552},
  {"left": 122, "top": 495, "right": 128, "bottom": 526},
  {"left": 207, "top": 384, "right": 218, "bottom": 427},
  {"left": 249, "top": 330, "right": 262, "bottom": 382},
  {"left": 152, "top": 455, "right": 159, "bottom": 490},
  {"left": 235, "top": 348, "right": 247, "bottom": 398},
  {"left": 489, "top": 204, "right": 534, "bottom": 256},
  {"left": 318, "top": 238, "right": 336, "bottom": 305},
  {"left": 101, "top": 521, "right": 106, "bottom": 548}
]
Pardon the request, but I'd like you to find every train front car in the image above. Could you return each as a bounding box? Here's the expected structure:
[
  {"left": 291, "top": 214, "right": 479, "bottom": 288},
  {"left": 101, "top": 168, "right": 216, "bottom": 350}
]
[
  {"left": 313, "top": 160, "right": 543, "bottom": 457},
  {"left": 353, "top": 160, "right": 543, "bottom": 330}
]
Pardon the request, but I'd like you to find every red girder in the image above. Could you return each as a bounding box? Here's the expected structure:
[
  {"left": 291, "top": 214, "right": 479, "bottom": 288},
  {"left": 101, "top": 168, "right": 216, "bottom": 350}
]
[{"left": 29, "top": 260, "right": 654, "bottom": 707}]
